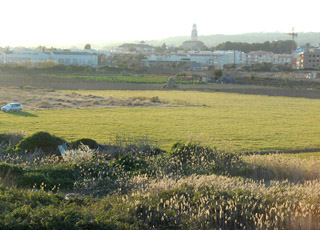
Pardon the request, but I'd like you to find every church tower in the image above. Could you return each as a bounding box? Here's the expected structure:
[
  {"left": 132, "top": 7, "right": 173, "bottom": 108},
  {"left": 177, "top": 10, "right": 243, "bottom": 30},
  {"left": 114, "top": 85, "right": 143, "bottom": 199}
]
[
  {"left": 191, "top": 24, "right": 198, "bottom": 41},
  {"left": 181, "top": 24, "right": 204, "bottom": 51}
]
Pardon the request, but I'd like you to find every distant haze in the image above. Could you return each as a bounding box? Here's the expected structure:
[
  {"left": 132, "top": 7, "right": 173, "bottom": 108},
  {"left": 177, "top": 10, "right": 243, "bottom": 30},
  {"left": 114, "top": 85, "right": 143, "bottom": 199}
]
[{"left": 2, "top": 0, "right": 320, "bottom": 48}]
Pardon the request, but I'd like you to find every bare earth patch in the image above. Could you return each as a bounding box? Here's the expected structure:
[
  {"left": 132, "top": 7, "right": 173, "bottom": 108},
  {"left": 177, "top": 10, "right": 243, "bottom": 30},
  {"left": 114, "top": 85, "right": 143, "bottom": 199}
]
[{"left": 0, "top": 87, "right": 175, "bottom": 110}]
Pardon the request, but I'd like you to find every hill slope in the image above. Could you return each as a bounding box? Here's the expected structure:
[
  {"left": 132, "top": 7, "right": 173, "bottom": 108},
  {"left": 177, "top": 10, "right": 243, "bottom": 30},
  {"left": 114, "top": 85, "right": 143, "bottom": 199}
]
[{"left": 100, "top": 32, "right": 320, "bottom": 49}]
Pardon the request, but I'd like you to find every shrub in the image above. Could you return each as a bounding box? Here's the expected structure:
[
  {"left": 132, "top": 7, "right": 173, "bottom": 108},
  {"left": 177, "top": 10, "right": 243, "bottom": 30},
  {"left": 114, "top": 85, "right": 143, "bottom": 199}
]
[
  {"left": 18, "top": 165, "right": 77, "bottom": 190},
  {"left": 0, "top": 163, "right": 23, "bottom": 186},
  {"left": 169, "top": 142, "right": 211, "bottom": 164},
  {"left": 84, "top": 67, "right": 94, "bottom": 73},
  {"left": 213, "top": 69, "right": 223, "bottom": 79},
  {"left": 0, "top": 132, "right": 25, "bottom": 147},
  {"left": 113, "top": 154, "right": 148, "bottom": 174},
  {"left": 18, "top": 172, "right": 53, "bottom": 189},
  {"left": 64, "top": 144, "right": 97, "bottom": 164},
  {"left": 148, "top": 147, "right": 165, "bottom": 156},
  {"left": 166, "top": 142, "right": 243, "bottom": 175},
  {"left": 70, "top": 138, "right": 99, "bottom": 150},
  {"left": 16, "top": 131, "right": 65, "bottom": 156},
  {"left": 150, "top": 96, "right": 161, "bottom": 103}
]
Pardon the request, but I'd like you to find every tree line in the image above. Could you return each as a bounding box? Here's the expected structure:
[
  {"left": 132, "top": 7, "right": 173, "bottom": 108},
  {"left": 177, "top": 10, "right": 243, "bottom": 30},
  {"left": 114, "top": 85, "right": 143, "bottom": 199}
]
[{"left": 214, "top": 40, "right": 294, "bottom": 54}]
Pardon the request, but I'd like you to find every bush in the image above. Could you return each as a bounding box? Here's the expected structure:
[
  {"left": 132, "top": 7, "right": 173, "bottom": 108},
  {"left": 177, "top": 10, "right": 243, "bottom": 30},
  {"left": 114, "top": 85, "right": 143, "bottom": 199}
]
[
  {"left": 0, "top": 132, "right": 25, "bottom": 147},
  {"left": 150, "top": 96, "right": 161, "bottom": 103},
  {"left": 113, "top": 154, "right": 148, "bottom": 174},
  {"left": 18, "top": 165, "right": 76, "bottom": 190},
  {"left": 167, "top": 142, "right": 243, "bottom": 175},
  {"left": 0, "top": 163, "right": 23, "bottom": 186},
  {"left": 16, "top": 131, "right": 65, "bottom": 156},
  {"left": 18, "top": 172, "right": 53, "bottom": 189},
  {"left": 169, "top": 142, "right": 211, "bottom": 164},
  {"left": 70, "top": 138, "right": 99, "bottom": 150},
  {"left": 213, "top": 69, "right": 223, "bottom": 79}
]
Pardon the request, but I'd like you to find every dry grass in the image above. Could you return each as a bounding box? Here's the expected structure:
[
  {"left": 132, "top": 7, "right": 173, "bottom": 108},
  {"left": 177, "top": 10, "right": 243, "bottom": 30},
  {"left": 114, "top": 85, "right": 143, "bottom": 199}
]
[
  {"left": 243, "top": 154, "right": 320, "bottom": 181},
  {"left": 125, "top": 174, "right": 320, "bottom": 229},
  {"left": 0, "top": 87, "right": 173, "bottom": 110},
  {"left": 0, "top": 140, "right": 320, "bottom": 229}
]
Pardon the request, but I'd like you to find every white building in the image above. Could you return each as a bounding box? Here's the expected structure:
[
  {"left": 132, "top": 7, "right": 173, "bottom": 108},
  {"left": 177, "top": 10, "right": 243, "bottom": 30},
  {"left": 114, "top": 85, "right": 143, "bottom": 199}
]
[
  {"left": 2, "top": 50, "right": 51, "bottom": 65},
  {"left": 143, "top": 50, "right": 246, "bottom": 69},
  {"left": 143, "top": 54, "right": 191, "bottom": 67},
  {"left": 245, "top": 51, "right": 292, "bottom": 65},
  {"left": 211, "top": 51, "right": 246, "bottom": 68},
  {"left": 51, "top": 51, "right": 98, "bottom": 67},
  {"left": 1, "top": 50, "right": 98, "bottom": 67},
  {"left": 273, "top": 54, "right": 292, "bottom": 65},
  {"left": 118, "top": 41, "right": 154, "bottom": 53}
]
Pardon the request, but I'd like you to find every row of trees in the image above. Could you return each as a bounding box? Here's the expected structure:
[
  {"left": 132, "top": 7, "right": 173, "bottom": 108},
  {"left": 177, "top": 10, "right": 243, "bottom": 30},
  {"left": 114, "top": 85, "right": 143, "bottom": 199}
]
[
  {"left": 214, "top": 40, "right": 294, "bottom": 54},
  {"left": 150, "top": 40, "right": 294, "bottom": 54}
]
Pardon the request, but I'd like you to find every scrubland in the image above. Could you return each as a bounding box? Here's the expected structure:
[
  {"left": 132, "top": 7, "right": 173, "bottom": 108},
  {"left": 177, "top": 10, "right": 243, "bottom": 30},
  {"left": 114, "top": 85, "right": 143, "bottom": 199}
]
[{"left": 0, "top": 137, "right": 319, "bottom": 229}]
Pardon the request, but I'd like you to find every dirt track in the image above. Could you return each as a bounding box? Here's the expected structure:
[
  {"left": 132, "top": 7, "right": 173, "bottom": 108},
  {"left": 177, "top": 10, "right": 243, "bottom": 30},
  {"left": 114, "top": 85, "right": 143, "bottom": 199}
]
[{"left": 1, "top": 72, "right": 320, "bottom": 99}]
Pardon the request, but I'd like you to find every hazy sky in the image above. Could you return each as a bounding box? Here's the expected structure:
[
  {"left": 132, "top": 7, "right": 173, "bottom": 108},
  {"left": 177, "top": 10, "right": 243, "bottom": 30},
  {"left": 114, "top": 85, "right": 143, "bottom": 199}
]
[{"left": 2, "top": 0, "right": 319, "bottom": 47}]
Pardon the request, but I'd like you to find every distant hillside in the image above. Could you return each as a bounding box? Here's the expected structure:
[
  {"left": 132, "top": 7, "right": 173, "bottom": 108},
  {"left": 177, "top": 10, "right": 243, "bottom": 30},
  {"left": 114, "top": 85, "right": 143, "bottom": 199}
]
[
  {"left": 96, "top": 32, "right": 320, "bottom": 50},
  {"left": 147, "top": 32, "right": 320, "bottom": 48}
]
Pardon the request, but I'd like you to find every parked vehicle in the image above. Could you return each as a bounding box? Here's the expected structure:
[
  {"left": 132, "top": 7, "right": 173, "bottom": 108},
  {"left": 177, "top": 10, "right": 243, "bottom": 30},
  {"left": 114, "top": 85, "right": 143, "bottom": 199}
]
[{"left": 1, "top": 103, "right": 23, "bottom": 112}]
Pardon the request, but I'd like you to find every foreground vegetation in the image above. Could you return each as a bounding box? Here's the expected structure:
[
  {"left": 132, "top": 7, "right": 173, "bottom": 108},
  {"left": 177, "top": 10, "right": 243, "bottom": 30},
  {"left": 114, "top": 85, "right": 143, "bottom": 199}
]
[{"left": 0, "top": 131, "right": 319, "bottom": 229}]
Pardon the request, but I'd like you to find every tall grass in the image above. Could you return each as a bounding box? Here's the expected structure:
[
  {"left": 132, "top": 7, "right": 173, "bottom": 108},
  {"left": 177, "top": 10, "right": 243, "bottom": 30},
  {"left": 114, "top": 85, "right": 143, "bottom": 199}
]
[
  {"left": 0, "top": 140, "right": 320, "bottom": 229},
  {"left": 242, "top": 153, "right": 320, "bottom": 182}
]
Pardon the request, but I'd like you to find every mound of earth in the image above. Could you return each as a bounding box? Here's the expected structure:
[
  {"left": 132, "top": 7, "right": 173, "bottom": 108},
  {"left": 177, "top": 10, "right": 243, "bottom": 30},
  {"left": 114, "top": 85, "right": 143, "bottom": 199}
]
[{"left": 0, "top": 87, "right": 175, "bottom": 110}]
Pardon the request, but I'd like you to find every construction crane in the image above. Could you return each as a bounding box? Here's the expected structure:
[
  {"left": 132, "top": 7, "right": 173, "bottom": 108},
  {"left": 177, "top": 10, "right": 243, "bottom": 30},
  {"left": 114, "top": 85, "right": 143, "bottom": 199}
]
[
  {"left": 286, "top": 27, "right": 298, "bottom": 67},
  {"left": 287, "top": 27, "right": 298, "bottom": 54}
]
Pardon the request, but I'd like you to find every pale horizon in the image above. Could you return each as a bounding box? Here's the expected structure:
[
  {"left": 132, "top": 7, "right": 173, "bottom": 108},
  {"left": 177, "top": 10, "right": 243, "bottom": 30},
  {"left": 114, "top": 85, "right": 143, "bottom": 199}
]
[{"left": 2, "top": 0, "right": 320, "bottom": 48}]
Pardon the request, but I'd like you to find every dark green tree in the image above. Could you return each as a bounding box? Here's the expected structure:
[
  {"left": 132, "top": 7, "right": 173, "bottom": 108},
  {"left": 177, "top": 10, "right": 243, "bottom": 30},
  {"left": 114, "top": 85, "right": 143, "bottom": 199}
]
[
  {"left": 213, "top": 69, "right": 223, "bottom": 79},
  {"left": 215, "top": 40, "right": 294, "bottom": 54},
  {"left": 84, "top": 44, "right": 91, "bottom": 50}
]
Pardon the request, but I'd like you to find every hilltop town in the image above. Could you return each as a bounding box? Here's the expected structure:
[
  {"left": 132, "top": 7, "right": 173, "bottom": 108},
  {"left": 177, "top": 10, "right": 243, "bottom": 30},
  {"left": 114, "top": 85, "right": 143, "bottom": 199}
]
[
  {"left": 0, "top": 25, "right": 319, "bottom": 76},
  {"left": 1, "top": 24, "right": 320, "bottom": 229}
]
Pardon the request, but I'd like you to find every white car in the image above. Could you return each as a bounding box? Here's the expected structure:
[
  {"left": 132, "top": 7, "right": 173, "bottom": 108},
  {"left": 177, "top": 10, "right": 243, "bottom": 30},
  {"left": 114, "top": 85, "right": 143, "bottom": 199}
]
[{"left": 1, "top": 103, "right": 23, "bottom": 112}]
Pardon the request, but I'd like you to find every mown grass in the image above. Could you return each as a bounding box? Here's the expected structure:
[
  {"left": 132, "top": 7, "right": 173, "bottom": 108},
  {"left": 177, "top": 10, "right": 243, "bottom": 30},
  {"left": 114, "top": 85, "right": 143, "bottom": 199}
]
[
  {"left": 1, "top": 90, "right": 320, "bottom": 153},
  {"left": 47, "top": 74, "right": 196, "bottom": 84}
]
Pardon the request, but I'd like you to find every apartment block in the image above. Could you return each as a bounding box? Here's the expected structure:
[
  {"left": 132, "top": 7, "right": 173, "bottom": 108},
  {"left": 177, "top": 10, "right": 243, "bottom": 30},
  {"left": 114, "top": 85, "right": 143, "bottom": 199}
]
[{"left": 296, "top": 49, "right": 320, "bottom": 70}]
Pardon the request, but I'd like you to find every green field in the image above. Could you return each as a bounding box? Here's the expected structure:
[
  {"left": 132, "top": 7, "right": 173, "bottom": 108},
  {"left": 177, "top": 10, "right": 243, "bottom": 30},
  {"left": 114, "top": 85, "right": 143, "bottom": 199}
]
[
  {"left": 1, "top": 89, "right": 320, "bottom": 229},
  {"left": 1, "top": 90, "right": 320, "bottom": 152},
  {"left": 46, "top": 74, "right": 196, "bottom": 84}
]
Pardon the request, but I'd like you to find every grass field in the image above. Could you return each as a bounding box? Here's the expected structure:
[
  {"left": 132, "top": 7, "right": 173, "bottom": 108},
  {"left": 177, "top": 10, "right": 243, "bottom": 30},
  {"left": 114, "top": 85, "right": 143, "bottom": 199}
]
[
  {"left": 1, "top": 89, "right": 320, "bottom": 229},
  {"left": 46, "top": 74, "right": 196, "bottom": 84},
  {"left": 1, "top": 90, "right": 320, "bottom": 152}
]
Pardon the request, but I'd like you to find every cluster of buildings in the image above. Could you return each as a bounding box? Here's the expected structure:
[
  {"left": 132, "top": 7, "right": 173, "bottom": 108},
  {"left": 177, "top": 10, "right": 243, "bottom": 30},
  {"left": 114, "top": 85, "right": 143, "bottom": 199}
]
[
  {"left": 0, "top": 49, "right": 99, "bottom": 67},
  {"left": 142, "top": 51, "right": 245, "bottom": 70},
  {"left": 116, "top": 25, "right": 294, "bottom": 70},
  {"left": 142, "top": 50, "right": 293, "bottom": 70},
  {"left": 0, "top": 24, "right": 318, "bottom": 70}
]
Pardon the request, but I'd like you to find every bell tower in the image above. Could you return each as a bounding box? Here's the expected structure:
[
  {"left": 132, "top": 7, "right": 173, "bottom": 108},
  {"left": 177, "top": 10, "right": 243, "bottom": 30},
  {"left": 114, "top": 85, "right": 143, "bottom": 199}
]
[{"left": 191, "top": 24, "right": 198, "bottom": 41}]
